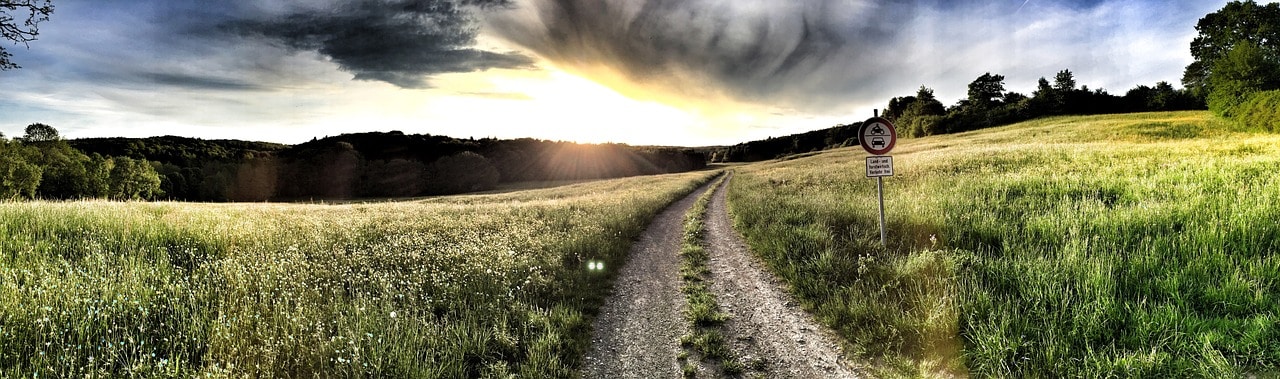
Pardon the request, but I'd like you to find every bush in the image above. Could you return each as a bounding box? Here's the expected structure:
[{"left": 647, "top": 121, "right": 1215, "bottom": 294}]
[
  {"left": 901, "top": 115, "right": 944, "bottom": 138},
  {"left": 1229, "top": 90, "right": 1280, "bottom": 132}
]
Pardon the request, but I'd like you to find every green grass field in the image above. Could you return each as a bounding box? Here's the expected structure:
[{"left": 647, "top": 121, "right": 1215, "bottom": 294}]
[
  {"left": 5, "top": 110, "right": 1278, "bottom": 378},
  {"left": 726, "top": 111, "right": 1280, "bottom": 377},
  {"left": 0, "top": 171, "right": 715, "bottom": 377}
]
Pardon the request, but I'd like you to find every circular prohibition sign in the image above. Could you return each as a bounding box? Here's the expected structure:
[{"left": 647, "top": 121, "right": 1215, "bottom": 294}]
[{"left": 858, "top": 117, "right": 897, "bottom": 156}]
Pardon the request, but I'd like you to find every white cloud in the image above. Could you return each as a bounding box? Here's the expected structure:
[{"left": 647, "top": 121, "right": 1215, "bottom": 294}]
[{"left": 0, "top": 0, "right": 1236, "bottom": 146}]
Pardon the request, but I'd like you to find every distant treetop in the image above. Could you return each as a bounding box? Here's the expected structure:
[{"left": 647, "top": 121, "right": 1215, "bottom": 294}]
[{"left": 22, "top": 122, "right": 59, "bottom": 142}]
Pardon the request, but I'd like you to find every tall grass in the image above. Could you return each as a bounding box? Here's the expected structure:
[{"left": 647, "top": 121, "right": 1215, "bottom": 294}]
[
  {"left": 726, "top": 111, "right": 1280, "bottom": 377},
  {"left": 0, "top": 171, "right": 716, "bottom": 377},
  {"left": 675, "top": 173, "right": 746, "bottom": 377}
]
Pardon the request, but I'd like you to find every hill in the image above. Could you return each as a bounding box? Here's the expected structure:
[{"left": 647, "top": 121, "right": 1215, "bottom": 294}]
[
  {"left": 710, "top": 69, "right": 1207, "bottom": 164},
  {"left": 711, "top": 123, "right": 860, "bottom": 162},
  {"left": 68, "top": 136, "right": 288, "bottom": 166},
  {"left": 725, "top": 111, "right": 1280, "bottom": 376},
  {"left": 66, "top": 131, "right": 706, "bottom": 201}
]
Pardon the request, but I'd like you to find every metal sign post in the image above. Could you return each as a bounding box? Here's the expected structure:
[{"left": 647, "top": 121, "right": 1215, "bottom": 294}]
[
  {"left": 878, "top": 176, "right": 886, "bottom": 246},
  {"left": 859, "top": 112, "right": 897, "bottom": 247}
]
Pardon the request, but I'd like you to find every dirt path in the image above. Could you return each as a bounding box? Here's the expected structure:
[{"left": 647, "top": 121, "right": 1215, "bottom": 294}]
[
  {"left": 703, "top": 175, "right": 864, "bottom": 378},
  {"left": 584, "top": 176, "right": 861, "bottom": 378},
  {"left": 581, "top": 180, "right": 715, "bottom": 378}
]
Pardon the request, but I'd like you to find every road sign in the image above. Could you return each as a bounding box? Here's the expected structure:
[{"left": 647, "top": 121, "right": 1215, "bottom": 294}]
[
  {"left": 860, "top": 114, "right": 897, "bottom": 247},
  {"left": 858, "top": 117, "right": 897, "bottom": 155},
  {"left": 866, "top": 156, "right": 893, "bottom": 177}
]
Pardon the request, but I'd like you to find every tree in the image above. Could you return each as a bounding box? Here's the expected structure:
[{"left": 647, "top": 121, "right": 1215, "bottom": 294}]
[
  {"left": 1182, "top": 1, "right": 1280, "bottom": 97},
  {"left": 1029, "top": 77, "right": 1062, "bottom": 115},
  {"left": 1034, "top": 77, "right": 1053, "bottom": 97},
  {"left": 424, "top": 152, "right": 499, "bottom": 194},
  {"left": 361, "top": 159, "right": 426, "bottom": 198},
  {"left": 108, "top": 156, "right": 162, "bottom": 200},
  {"left": 912, "top": 86, "right": 945, "bottom": 116},
  {"left": 1207, "top": 41, "right": 1280, "bottom": 116},
  {"left": 18, "top": 124, "right": 92, "bottom": 199},
  {"left": 1001, "top": 92, "right": 1027, "bottom": 105},
  {"left": 1, "top": 0, "right": 55, "bottom": 70},
  {"left": 80, "top": 153, "right": 112, "bottom": 198},
  {"left": 1053, "top": 69, "right": 1076, "bottom": 92},
  {"left": 22, "top": 122, "right": 58, "bottom": 142},
  {"left": 0, "top": 139, "right": 41, "bottom": 199},
  {"left": 967, "top": 73, "right": 1006, "bottom": 108},
  {"left": 884, "top": 95, "right": 917, "bottom": 121},
  {"left": 884, "top": 86, "right": 943, "bottom": 122},
  {"left": 227, "top": 157, "right": 277, "bottom": 201},
  {"left": 1139, "top": 81, "right": 1204, "bottom": 111}
]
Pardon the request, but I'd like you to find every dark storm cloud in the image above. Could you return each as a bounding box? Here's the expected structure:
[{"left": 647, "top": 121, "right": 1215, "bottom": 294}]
[
  {"left": 489, "top": 0, "right": 1203, "bottom": 111},
  {"left": 12, "top": 0, "right": 538, "bottom": 92},
  {"left": 490, "top": 0, "right": 921, "bottom": 109},
  {"left": 140, "top": 72, "right": 265, "bottom": 91},
  {"left": 227, "top": 0, "right": 535, "bottom": 88}
]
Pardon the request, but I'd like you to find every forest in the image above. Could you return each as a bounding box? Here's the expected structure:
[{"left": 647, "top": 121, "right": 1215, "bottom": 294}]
[{"left": 0, "top": 126, "right": 705, "bottom": 202}]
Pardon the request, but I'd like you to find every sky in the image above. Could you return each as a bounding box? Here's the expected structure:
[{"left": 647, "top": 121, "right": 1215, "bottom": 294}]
[{"left": 0, "top": 0, "right": 1245, "bottom": 146}]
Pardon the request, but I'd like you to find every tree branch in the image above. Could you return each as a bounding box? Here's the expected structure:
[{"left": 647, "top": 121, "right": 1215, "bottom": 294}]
[{"left": 0, "top": 0, "right": 53, "bottom": 70}]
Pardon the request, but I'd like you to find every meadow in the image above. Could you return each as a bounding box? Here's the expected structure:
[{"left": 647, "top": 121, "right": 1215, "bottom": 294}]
[
  {"left": 726, "top": 111, "right": 1280, "bottom": 377},
  {"left": 0, "top": 171, "right": 715, "bottom": 377}
]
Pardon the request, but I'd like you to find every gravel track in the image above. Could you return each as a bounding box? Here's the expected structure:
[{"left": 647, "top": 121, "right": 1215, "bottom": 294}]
[
  {"left": 704, "top": 175, "right": 864, "bottom": 378},
  {"left": 584, "top": 175, "right": 862, "bottom": 378},
  {"left": 581, "top": 180, "right": 716, "bottom": 378}
]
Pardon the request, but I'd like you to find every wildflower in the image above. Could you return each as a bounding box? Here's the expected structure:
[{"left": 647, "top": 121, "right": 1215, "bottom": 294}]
[{"left": 389, "top": 311, "right": 397, "bottom": 319}]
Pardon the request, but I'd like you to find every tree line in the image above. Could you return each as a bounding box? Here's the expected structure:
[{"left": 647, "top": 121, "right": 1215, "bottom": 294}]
[
  {"left": 0, "top": 124, "right": 162, "bottom": 200},
  {"left": 50, "top": 130, "right": 706, "bottom": 202},
  {"left": 3, "top": 126, "right": 707, "bottom": 202},
  {"left": 882, "top": 70, "right": 1203, "bottom": 139},
  {"left": 714, "top": 72, "right": 1202, "bottom": 162},
  {"left": 715, "top": 1, "right": 1280, "bottom": 162}
]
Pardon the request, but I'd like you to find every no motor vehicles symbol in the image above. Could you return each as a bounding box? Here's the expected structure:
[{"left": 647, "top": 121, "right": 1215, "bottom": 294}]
[
  {"left": 858, "top": 114, "right": 896, "bottom": 247},
  {"left": 858, "top": 117, "right": 897, "bottom": 156}
]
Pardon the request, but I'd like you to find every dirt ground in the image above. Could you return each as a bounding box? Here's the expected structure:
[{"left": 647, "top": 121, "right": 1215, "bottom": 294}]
[
  {"left": 581, "top": 180, "right": 712, "bottom": 378},
  {"left": 703, "top": 175, "right": 863, "bottom": 378},
  {"left": 583, "top": 175, "right": 862, "bottom": 378}
]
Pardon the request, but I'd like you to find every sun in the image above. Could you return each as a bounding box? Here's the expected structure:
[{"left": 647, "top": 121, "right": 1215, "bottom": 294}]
[
  {"left": 237, "top": 54, "right": 852, "bottom": 147},
  {"left": 394, "top": 65, "right": 722, "bottom": 146}
]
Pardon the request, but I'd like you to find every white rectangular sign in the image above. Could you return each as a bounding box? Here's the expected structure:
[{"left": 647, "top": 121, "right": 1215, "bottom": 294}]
[{"left": 866, "top": 156, "right": 893, "bottom": 177}]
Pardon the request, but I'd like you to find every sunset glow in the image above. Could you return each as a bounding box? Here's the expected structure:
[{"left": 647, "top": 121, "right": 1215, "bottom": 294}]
[{"left": 0, "top": 0, "right": 1239, "bottom": 146}]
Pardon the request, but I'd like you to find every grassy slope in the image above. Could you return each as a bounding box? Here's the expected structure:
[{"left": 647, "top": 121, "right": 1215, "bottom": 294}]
[
  {"left": 0, "top": 171, "right": 715, "bottom": 377},
  {"left": 726, "top": 111, "right": 1280, "bottom": 377}
]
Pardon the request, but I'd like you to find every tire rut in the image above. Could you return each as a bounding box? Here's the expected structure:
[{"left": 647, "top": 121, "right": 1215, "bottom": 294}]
[
  {"left": 703, "top": 174, "right": 864, "bottom": 378},
  {"left": 584, "top": 175, "right": 863, "bottom": 378},
  {"left": 582, "top": 179, "right": 717, "bottom": 378}
]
